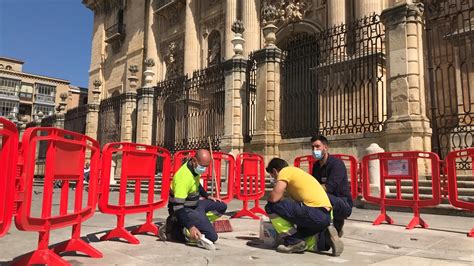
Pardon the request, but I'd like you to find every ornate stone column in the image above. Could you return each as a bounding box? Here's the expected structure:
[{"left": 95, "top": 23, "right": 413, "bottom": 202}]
[
  {"left": 242, "top": 0, "right": 260, "bottom": 56},
  {"left": 251, "top": 7, "right": 283, "bottom": 163},
  {"left": 183, "top": 0, "right": 200, "bottom": 74},
  {"left": 85, "top": 80, "right": 102, "bottom": 140},
  {"left": 328, "top": 0, "right": 346, "bottom": 27},
  {"left": 136, "top": 59, "right": 156, "bottom": 145},
  {"left": 120, "top": 64, "right": 138, "bottom": 142},
  {"left": 224, "top": 0, "right": 238, "bottom": 59},
  {"left": 221, "top": 21, "right": 246, "bottom": 154},
  {"left": 355, "top": 0, "right": 384, "bottom": 19},
  {"left": 381, "top": 3, "right": 432, "bottom": 155}
]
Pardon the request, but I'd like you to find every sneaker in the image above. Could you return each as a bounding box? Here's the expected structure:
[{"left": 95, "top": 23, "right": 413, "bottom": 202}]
[
  {"left": 327, "top": 226, "right": 344, "bottom": 256},
  {"left": 276, "top": 240, "right": 306, "bottom": 254},
  {"left": 334, "top": 219, "right": 344, "bottom": 238}
]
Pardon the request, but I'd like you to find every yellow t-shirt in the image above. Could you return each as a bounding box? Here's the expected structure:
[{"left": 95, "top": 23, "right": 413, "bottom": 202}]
[{"left": 277, "top": 166, "right": 332, "bottom": 209}]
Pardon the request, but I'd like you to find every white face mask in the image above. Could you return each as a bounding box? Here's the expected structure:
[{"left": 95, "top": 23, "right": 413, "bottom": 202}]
[
  {"left": 194, "top": 164, "right": 207, "bottom": 175},
  {"left": 312, "top": 149, "right": 324, "bottom": 160}
]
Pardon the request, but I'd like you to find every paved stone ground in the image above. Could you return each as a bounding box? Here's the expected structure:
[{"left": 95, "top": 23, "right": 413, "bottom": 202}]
[{"left": 0, "top": 189, "right": 473, "bottom": 265}]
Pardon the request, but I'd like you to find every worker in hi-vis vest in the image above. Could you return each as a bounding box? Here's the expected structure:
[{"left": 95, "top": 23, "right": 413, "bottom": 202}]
[
  {"left": 265, "top": 157, "right": 344, "bottom": 256},
  {"left": 159, "top": 149, "right": 227, "bottom": 250}
]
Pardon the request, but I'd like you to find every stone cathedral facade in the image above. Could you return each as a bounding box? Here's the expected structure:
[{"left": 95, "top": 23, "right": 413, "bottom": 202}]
[{"left": 79, "top": 0, "right": 473, "bottom": 172}]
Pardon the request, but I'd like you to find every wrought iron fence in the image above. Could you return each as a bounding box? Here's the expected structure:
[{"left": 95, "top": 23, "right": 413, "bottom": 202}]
[
  {"left": 280, "top": 14, "right": 386, "bottom": 138},
  {"left": 153, "top": 64, "right": 225, "bottom": 152},
  {"left": 98, "top": 94, "right": 122, "bottom": 147},
  {"left": 64, "top": 105, "right": 88, "bottom": 134},
  {"left": 425, "top": 0, "right": 473, "bottom": 169},
  {"left": 243, "top": 52, "right": 257, "bottom": 143}
]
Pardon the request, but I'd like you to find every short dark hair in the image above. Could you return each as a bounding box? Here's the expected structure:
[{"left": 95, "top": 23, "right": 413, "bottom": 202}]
[
  {"left": 310, "top": 134, "right": 328, "bottom": 145},
  {"left": 266, "top": 158, "right": 289, "bottom": 174}
]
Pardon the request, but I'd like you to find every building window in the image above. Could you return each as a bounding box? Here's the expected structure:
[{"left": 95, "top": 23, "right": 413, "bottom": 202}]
[
  {"left": 5, "top": 65, "right": 12, "bottom": 70},
  {"left": 0, "top": 64, "right": 3, "bottom": 69},
  {"left": 35, "top": 83, "right": 56, "bottom": 103},
  {"left": 0, "top": 77, "right": 21, "bottom": 97},
  {"left": 33, "top": 104, "right": 55, "bottom": 116},
  {"left": 0, "top": 99, "right": 19, "bottom": 117}
]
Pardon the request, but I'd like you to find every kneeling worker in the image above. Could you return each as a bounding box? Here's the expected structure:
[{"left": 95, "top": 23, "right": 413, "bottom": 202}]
[
  {"left": 265, "top": 158, "right": 344, "bottom": 256},
  {"left": 159, "top": 149, "right": 227, "bottom": 250}
]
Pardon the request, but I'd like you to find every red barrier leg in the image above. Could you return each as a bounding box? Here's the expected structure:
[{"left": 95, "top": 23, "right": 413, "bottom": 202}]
[
  {"left": 101, "top": 215, "right": 140, "bottom": 244},
  {"left": 132, "top": 211, "right": 158, "bottom": 236},
  {"left": 53, "top": 224, "right": 102, "bottom": 258},
  {"left": 250, "top": 200, "right": 267, "bottom": 217},
  {"left": 232, "top": 200, "right": 260, "bottom": 220},
  {"left": 468, "top": 228, "right": 474, "bottom": 237},
  {"left": 13, "top": 231, "right": 70, "bottom": 266},
  {"left": 372, "top": 206, "right": 394, "bottom": 226},
  {"left": 406, "top": 208, "right": 428, "bottom": 230}
]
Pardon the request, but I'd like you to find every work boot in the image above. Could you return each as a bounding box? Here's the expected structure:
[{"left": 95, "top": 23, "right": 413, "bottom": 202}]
[
  {"left": 159, "top": 216, "right": 173, "bottom": 241},
  {"left": 334, "top": 219, "right": 344, "bottom": 238},
  {"left": 326, "top": 226, "right": 344, "bottom": 256},
  {"left": 276, "top": 240, "right": 306, "bottom": 254}
]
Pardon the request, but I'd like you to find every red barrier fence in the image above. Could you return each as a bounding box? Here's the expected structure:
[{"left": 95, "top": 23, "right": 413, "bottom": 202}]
[
  {"left": 446, "top": 148, "right": 474, "bottom": 237},
  {"left": 14, "top": 127, "right": 102, "bottom": 266},
  {"left": 362, "top": 151, "right": 441, "bottom": 229},
  {"left": 232, "top": 153, "right": 267, "bottom": 219},
  {"left": 172, "top": 150, "right": 235, "bottom": 202},
  {"left": 99, "top": 143, "right": 171, "bottom": 244},
  {"left": 293, "top": 154, "right": 360, "bottom": 200},
  {"left": 0, "top": 118, "right": 18, "bottom": 237}
]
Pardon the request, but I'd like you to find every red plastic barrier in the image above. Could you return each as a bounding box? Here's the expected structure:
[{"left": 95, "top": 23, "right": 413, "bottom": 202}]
[
  {"left": 293, "top": 154, "right": 359, "bottom": 200},
  {"left": 14, "top": 127, "right": 102, "bottom": 266},
  {"left": 362, "top": 151, "right": 441, "bottom": 229},
  {"left": 0, "top": 118, "right": 18, "bottom": 237},
  {"left": 99, "top": 143, "right": 171, "bottom": 244},
  {"left": 232, "top": 152, "right": 267, "bottom": 219},
  {"left": 172, "top": 150, "right": 235, "bottom": 202},
  {"left": 446, "top": 148, "right": 474, "bottom": 237}
]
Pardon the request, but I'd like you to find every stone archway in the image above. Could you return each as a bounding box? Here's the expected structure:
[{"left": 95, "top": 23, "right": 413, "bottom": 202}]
[{"left": 275, "top": 20, "right": 322, "bottom": 50}]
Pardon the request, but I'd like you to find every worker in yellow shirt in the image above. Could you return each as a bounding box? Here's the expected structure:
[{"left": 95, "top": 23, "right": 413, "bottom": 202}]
[{"left": 265, "top": 158, "right": 343, "bottom": 256}]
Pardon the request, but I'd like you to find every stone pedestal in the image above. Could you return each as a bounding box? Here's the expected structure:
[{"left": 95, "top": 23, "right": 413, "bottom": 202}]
[
  {"left": 251, "top": 47, "right": 283, "bottom": 163},
  {"left": 221, "top": 58, "right": 246, "bottom": 155},
  {"left": 366, "top": 143, "right": 385, "bottom": 195},
  {"left": 381, "top": 3, "right": 432, "bottom": 154},
  {"left": 381, "top": 3, "right": 432, "bottom": 177},
  {"left": 120, "top": 92, "right": 137, "bottom": 142},
  {"left": 136, "top": 87, "right": 155, "bottom": 145}
]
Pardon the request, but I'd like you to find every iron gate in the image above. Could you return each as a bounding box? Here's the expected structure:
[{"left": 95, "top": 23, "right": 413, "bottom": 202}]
[
  {"left": 64, "top": 105, "right": 88, "bottom": 134},
  {"left": 98, "top": 94, "right": 122, "bottom": 147},
  {"left": 280, "top": 14, "right": 386, "bottom": 138},
  {"left": 243, "top": 52, "right": 257, "bottom": 143},
  {"left": 425, "top": 0, "right": 474, "bottom": 168},
  {"left": 153, "top": 64, "right": 225, "bottom": 152}
]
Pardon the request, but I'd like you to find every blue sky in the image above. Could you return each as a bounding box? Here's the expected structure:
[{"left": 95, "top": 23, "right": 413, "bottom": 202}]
[{"left": 0, "top": 0, "right": 93, "bottom": 88}]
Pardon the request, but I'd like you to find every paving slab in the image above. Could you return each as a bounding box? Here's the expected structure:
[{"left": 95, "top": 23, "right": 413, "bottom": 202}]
[{"left": 0, "top": 190, "right": 473, "bottom": 265}]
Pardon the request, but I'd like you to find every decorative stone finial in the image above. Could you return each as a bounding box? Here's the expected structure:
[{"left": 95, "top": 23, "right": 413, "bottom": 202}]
[
  {"left": 92, "top": 79, "right": 102, "bottom": 103},
  {"left": 128, "top": 64, "right": 139, "bottom": 90},
  {"left": 93, "top": 79, "right": 102, "bottom": 88},
  {"left": 231, "top": 20, "right": 246, "bottom": 58},
  {"left": 261, "top": 4, "right": 280, "bottom": 26},
  {"left": 144, "top": 58, "right": 155, "bottom": 68},
  {"left": 143, "top": 58, "right": 156, "bottom": 88},
  {"left": 128, "top": 64, "right": 139, "bottom": 74},
  {"left": 231, "top": 20, "right": 245, "bottom": 34}
]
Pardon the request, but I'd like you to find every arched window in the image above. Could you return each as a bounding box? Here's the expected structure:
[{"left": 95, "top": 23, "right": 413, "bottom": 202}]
[
  {"left": 207, "top": 30, "right": 221, "bottom": 66},
  {"left": 0, "top": 64, "right": 4, "bottom": 69},
  {"left": 5, "top": 65, "right": 12, "bottom": 70}
]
